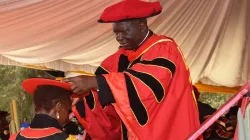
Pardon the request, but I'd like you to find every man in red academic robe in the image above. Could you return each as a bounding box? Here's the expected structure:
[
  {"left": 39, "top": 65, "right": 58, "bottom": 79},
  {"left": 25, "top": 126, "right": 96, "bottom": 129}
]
[{"left": 65, "top": 0, "right": 202, "bottom": 139}]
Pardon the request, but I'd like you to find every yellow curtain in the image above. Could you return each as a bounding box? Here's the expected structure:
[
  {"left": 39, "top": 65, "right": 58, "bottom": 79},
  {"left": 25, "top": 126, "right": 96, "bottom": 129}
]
[{"left": 194, "top": 82, "right": 240, "bottom": 94}]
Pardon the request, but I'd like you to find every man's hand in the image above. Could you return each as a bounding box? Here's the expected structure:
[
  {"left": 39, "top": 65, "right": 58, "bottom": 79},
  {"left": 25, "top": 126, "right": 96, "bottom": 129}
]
[{"left": 63, "top": 75, "right": 98, "bottom": 95}]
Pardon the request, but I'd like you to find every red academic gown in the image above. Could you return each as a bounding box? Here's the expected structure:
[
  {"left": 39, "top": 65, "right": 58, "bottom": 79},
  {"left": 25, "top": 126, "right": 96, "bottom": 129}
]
[
  {"left": 9, "top": 114, "right": 68, "bottom": 140},
  {"left": 73, "top": 34, "right": 202, "bottom": 140}
]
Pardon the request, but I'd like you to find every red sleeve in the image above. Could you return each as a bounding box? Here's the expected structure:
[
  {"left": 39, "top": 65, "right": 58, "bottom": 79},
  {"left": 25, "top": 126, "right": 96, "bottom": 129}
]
[
  {"left": 72, "top": 90, "right": 122, "bottom": 140},
  {"left": 71, "top": 50, "right": 126, "bottom": 140},
  {"left": 72, "top": 101, "right": 87, "bottom": 129}
]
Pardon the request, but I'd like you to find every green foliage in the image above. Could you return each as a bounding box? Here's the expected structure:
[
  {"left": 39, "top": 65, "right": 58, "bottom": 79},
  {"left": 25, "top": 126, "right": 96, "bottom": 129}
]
[
  {"left": 0, "top": 65, "right": 53, "bottom": 122},
  {"left": 199, "top": 92, "right": 234, "bottom": 109}
]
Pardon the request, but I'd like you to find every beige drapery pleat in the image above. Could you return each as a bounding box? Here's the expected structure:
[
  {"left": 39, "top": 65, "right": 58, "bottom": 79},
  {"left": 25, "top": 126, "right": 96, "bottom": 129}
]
[{"left": 0, "top": 0, "right": 249, "bottom": 87}]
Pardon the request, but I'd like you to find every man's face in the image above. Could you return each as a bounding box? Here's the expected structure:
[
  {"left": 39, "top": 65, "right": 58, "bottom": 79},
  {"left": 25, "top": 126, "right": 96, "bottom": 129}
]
[{"left": 112, "top": 20, "right": 143, "bottom": 50}]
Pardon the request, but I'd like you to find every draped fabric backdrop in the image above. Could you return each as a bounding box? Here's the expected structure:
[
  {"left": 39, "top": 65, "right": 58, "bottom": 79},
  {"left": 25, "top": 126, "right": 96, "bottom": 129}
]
[{"left": 0, "top": 0, "right": 249, "bottom": 87}]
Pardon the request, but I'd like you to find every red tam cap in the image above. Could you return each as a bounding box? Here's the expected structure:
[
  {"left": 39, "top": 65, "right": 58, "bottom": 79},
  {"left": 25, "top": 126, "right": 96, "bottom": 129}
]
[
  {"left": 22, "top": 78, "right": 71, "bottom": 94},
  {"left": 22, "top": 78, "right": 88, "bottom": 98},
  {"left": 98, "top": 0, "right": 162, "bottom": 23}
]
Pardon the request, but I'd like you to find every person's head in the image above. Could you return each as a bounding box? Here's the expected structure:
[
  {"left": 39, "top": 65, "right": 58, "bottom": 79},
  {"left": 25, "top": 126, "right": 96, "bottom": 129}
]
[
  {"left": 33, "top": 85, "right": 71, "bottom": 126},
  {"left": 99, "top": 0, "right": 162, "bottom": 50},
  {"left": 113, "top": 19, "right": 149, "bottom": 50}
]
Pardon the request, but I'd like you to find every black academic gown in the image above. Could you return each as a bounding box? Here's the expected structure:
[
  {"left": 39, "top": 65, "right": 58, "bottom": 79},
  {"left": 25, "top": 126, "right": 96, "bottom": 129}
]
[{"left": 11, "top": 114, "right": 68, "bottom": 140}]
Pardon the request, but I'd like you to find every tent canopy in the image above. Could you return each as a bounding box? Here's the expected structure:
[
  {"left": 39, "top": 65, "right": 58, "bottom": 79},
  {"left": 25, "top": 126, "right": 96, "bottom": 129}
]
[{"left": 0, "top": 0, "right": 249, "bottom": 87}]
